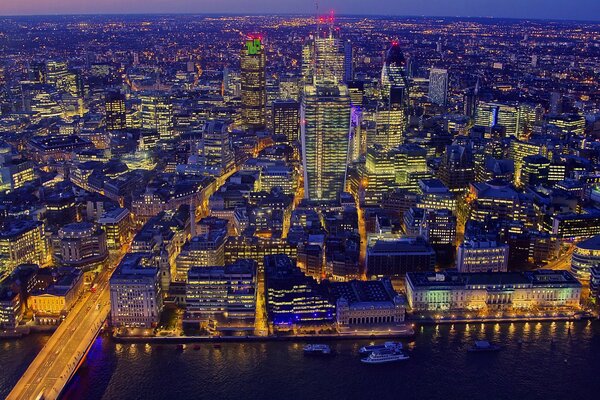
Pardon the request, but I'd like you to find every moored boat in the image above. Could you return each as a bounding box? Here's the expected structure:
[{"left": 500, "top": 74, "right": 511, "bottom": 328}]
[
  {"left": 468, "top": 340, "right": 502, "bottom": 352},
  {"left": 303, "top": 344, "right": 333, "bottom": 356},
  {"left": 359, "top": 341, "right": 403, "bottom": 354},
  {"left": 361, "top": 349, "right": 409, "bottom": 364}
]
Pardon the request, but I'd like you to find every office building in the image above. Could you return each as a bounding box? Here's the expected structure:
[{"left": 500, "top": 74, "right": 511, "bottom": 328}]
[
  {"left": 110, "top": 253, "right": 163, "bottom": 328},
  {"left": 175, "top": 230, "right": 227, "bottom": 282},
  {"left": 98, "top": 208, "right": 131, "bottom": 249},
  {"left": 428, "top": 68, "right": 448, "bottom": 106},
  {"left": 571, "top": 235, "right": 600, "bottom": 279},
  {"left": 381, "top": 42, "right": 409, "bottom": 105},
  {"left": 301, "top": 83, "right": 351, "bottom": 201},
  {"left": 200, "top": 120, "right": 235, "bottom": 175},
  {"left": 456, "top": 240, "right": 509, "bottom": 273},
  {"left": 0, "top": 220, "right": 49, "bottom": 274},
  {"left": 366, "top": 236, "right": 436, "bottom": 277},
  {"left": 520, "top": 155, "right": 550, "bottom": 188},
  {"left": 185, "top": 260, "right": 256, "bottom": 327},
  {"left": 476, "top": 102, "right": 523, "bottom": 137},
  {"left": 105, "top": 91, "right": 127, "bottom": 131},
  {"left": 140, "top": 93, "right": 174, "bottom": 140},
  {"left": 272, "top": 100, "right": 300, "bottom": 143},
  {"left": 264, "top": 254, "right": 335, "bottom": 326},
  {"left": 58, "top": 222, "right": 108, "bottom": 268},
  {"left": 241, "top": 36, "right": 266, "bottom": 130}
]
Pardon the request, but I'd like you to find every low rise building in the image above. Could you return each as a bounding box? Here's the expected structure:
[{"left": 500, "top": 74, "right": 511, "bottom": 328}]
[
  {"left": 327, "top": 279, "right": 405, "bottom": 327},
  {"left": 58, "top": 222, "right": 108, "bottom": 268},
  {"left": 0, "top": 287, "right": 22, "bottom": 329},
  {"left": 406, "top": 270, "right": 581, "bottom": 312},
  {"left": 264, "top": 254, "right": 335, "bottom": 327},
  {"left": 185, "top": 260, "right": 256, "bottom": 329},
  {"left": 366, "top": 236, "right": 436, "bottom": 277},
  {"left": 28, "top": 268, "right": 84, "bottom": 324}
]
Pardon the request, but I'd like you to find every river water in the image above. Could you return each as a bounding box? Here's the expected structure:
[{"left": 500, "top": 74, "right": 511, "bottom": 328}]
[{"left": 2, "top": 321, "right": 600, "bottom": 400}]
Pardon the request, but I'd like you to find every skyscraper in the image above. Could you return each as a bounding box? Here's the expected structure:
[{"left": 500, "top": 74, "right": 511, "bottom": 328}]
[
  {"left": 241, "top": 36, "right": 266, "bottom": 130},
  {"left": 302, "top": 23, "right": 345, "bottom": 85},
  {"left": 200, "top": 120, "right": 235, "bottom": 175},
  {"left": 343, "top": 40, "right": 354, "bottom": 83},
  {"left": 381, "top": 42, "right": 409, "bottom": 105},
  {"left": 301, "top": 83, "right": 351, "bottom": 201},
  {"left": 428, "top": 68, "right": 449, "bottom": 106},
  {"left": 140, "top": 93, "right": 174, "bottom": 140},
  {"left": 272, "top": 100, "right": 300, "bottom": 143},
  {"left": 105, "top": 91, "right": 126, "bottom": 131},
  {"left": 377, "top": 42, "right": 409, "bottom": 150}
]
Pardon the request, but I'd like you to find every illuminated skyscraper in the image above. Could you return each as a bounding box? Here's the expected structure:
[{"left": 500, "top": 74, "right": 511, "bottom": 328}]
[
  {"left": 301, "top": 83, "right": 351, "bottom": 201},
  {"left": 241, "top": 36, "right": 266, "bottom": 130},
  {"left": 476, "top": 101, "right": 523, "bottom": 138},
  {"left": 200, "top": 120, "right": 235, "bottom": 175},
  {"left": 140, "top": 93, "right": 174, "bottom": 140},
  {"left": 343, "top": 40, "right": 354, "bottom": 83},
  {"left": 105, "top": 91, "right": 126, "bottom": 131},
  {"left": 381, "top": 42, "right": 409, "bottom": 105},
  {"left": 302, "top": 20, "right": 345, "bottom": 85},
  {"left": 272, "top": 100, "right": 300, "bottom": 143},
  {"left": 428, "top": 68, "right": 449, "bottom": 106},
  {"left": 377, "top": 42, "right": 409, "bottom": 150}
]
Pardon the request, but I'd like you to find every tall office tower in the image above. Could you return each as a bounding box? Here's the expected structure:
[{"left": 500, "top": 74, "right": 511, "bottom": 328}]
[
  {"left": 343, "top": 40, "right": 354, "bottom": 83},
  {"left": 475, "top": 101, "right": 523, "bottom": 138},
  {"left": 463, "top": 79, "right": 480, "bottom": 118},
  {"left": 428, "top": 68, "right": 449, "bottom": 106},
  {"left": 437, "top": 144, "right": 476, "bottom": 194},
  {"left": 375, "top": 104, "right": 405, "bottom": 150},
  {"left": 377, "top": 43, "right": 409, "bottom": 150},
  {"left": 381, "top": 42, "right": 409, "bottom": 105},
  {"left": 140, "top": 93, "right": 174, "bottom": 140},
  {"left": 0, "top": 64, "right": 5, "bottom": 89},
  {"left": 272, "top": 100, "right": 300, "bottom": 143},
  {"left": 301, "top": 83, "right": 351, "bottom": 201},
  {"left": 105, "top": 91, "right": 127, "bottom": 131},
  {"left": 45, "top": 60, "right": 69, "bottom": 89},
  {"left": 200, "top": 120, "right": 235, "bottom": 175},
  {"left": 28, "top": 61, "right": 46, "bottom": 83},
  {"left": 519, "top": 154, "right": 550, "bottom": 188},
  {"left": 302, "top": 22, "right": 345, "bottom": 85},
  {"left": 240, "top": 36, "right": 266, "bottom": 130},
  {"left": 395, "top": 144, "right": 430, "bottom": 191}
]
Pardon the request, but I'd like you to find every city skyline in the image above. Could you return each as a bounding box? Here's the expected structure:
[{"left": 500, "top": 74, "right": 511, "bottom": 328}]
[
  {"left": 1, "top": 9, "right": 600, "bottom": 400},
  {"left": 0, "top": 0, "right": 600, "bottom": 21}
]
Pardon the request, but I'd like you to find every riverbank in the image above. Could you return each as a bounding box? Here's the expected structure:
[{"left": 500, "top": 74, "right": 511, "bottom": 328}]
[
  {"left": 408, "top": 311, "right": 597, "bottom": 325},
  {"left": 113, "top": 327, "right": 416, "bottom": 343}
]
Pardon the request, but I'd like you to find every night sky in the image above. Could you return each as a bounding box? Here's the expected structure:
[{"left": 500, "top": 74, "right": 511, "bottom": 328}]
[{"left": 0, "top": 0, "right": 599, "bottom": 21}]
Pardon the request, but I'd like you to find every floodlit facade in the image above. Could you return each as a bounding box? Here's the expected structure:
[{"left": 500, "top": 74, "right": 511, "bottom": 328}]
[
  {"left": 301, "top": 83, "right": 351, "bottom": 201},
  {"left": 406, "top": 270, "right": 581, "bottom": 312},
  {"left": 241, "top": 37, "right": 267, "bottom": 130}
]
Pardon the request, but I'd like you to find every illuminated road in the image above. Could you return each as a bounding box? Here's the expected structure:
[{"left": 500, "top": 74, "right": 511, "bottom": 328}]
[
  {"left": 543, "top": 244, "right": 575, "bottom": 271},
  {"left": 7, "top": 251, "right": 127, "bottom": 400}
]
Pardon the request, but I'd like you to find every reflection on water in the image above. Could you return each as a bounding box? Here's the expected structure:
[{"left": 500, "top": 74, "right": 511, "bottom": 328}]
[{"left": 2, "top": 321, "right": 600, "bottom": 400}]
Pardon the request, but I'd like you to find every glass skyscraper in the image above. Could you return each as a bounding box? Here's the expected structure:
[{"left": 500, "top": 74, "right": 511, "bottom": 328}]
[
  {"left": 241, "top": 36, "right": 266, "bottom": 130},
  {"left": 301, "top": 83, "right": 351, "bottom": 201}
]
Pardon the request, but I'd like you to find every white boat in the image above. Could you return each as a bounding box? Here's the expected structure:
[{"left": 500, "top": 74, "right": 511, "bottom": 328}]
[
  {"left": 303, "top": 344, "right": 332, "bottom": 356},
  {"left": 361, "top": 349, "right": 409, "bottom": 364},
  {"left": 359, "top": 341, "right": 403, "bottom": 354}
]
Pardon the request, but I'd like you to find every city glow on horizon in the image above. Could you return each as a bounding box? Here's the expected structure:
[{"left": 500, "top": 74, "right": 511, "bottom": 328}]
[{"left": 0, "top": 0, "right": 599, "bottom": 21}]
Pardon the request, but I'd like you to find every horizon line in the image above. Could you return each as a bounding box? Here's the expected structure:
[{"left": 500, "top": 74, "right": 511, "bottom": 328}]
[{"left": 0, "top": 12, "right": 599, "bottom": 23}]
